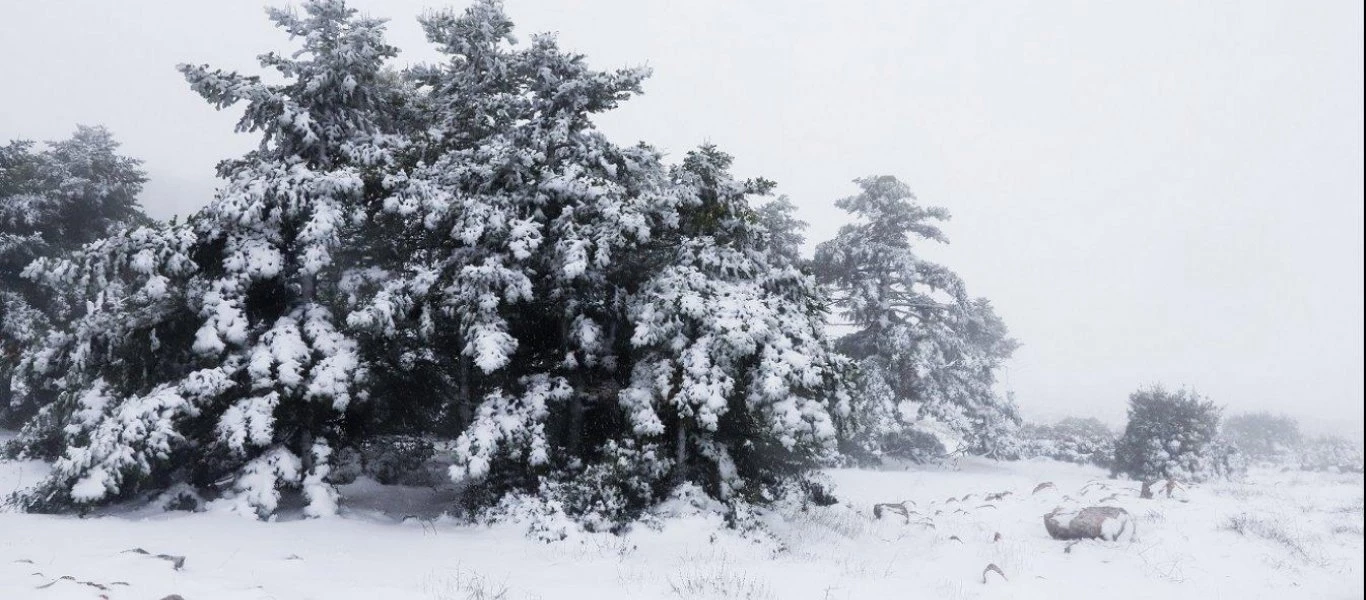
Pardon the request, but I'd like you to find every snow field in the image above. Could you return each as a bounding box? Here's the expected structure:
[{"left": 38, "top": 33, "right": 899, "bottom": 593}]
[{"left": 2, "top": 453, "right": 1361, "bottom": 599}]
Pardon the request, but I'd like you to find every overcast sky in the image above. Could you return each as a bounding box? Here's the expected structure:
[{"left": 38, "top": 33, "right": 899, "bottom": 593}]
[{"left": 2, "top": 0, "right": 1361, "bottom": 437}]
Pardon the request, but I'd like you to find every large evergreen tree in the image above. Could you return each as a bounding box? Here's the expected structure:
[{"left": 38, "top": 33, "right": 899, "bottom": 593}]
[
  {"left": 813, "top": 176, "right": 1018, "bottom": 461},
  {"left": 343, "top": 2, "right": 846, "bottom": 525},
  {"left": 616, "top": 146, "right": 844, "bottom": 507},
  {"left": 8, "top": 0, "right": 849, "bottom": 527},
  {"left": 11, "top": 0, "right": 403, "bottom": 516}
]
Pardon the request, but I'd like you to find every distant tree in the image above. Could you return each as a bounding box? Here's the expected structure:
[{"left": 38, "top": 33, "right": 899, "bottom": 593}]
[
  {"left": 1, "top": 126, "right": 149, "bottom": 428},
  {"left": 1297, "top": 435, "right": 1364, "bottom": 473},
  {"left": 1019, "top": 416, "right": 1116, "bottom": 468},
  {"left": 813, "top": 176, "right": 1018, "bottom": 462},
  {"left": 1221, "top": 412, "right": 1301, "bottom": 463},
  {"left": 1112, "top": 386, "right": 1241, "bottom": 482}
]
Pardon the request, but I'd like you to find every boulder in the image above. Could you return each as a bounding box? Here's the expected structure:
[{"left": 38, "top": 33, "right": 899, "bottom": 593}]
[{"left": 1044, "top": 506, "right": 1133, "bottom": 541}]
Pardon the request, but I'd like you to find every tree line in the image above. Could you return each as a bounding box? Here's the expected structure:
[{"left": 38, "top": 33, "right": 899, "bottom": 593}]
[{"left": 0, "top": 0, "right": 1019, "bottom": 528}]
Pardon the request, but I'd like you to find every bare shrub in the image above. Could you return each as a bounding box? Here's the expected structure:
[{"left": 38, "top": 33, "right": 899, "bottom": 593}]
[
  {"left": 1331, "top": 524, "right": 1363, "bottom": 536},
  {"left": 423, "top": 567, "right": 510, "bottom": 600},
  {"left": 667, "top": 566, "right": 774, "bottom": 600},
  {"left": 1221, "top": 513, "right": 1326, "bottom": 566}
]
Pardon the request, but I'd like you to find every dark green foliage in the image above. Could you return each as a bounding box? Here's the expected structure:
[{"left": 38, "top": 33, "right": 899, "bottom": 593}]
[
  {"left": 879, "top": 428, "right": 948, "bottom": 464},
  {"left": 359, "top": 435, "right": 437, "bottom": 485},
  {"left": 1112, "top": 386, "right": 1239, "bottom": 482},
  {"left": 1, "top": 126, "right": 150, "bottom": 427}
]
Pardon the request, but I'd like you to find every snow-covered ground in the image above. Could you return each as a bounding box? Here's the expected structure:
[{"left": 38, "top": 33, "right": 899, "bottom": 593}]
[{"left": 2, "top": 445, "right": 1361, "bottom": 599}]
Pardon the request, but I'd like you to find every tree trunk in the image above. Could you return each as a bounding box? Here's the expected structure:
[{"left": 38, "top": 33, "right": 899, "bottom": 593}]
[
  {"left": 457, "top": 331, "right": 472, "bottom": 429},
  {"left": 559, "top": 314, "right": 584, "bottom": 457},
  {"left": 300, "top": 271, "right": 316, "bottom": 303},
  {"left": 567, "top": 391, "right": 584, "bottom": 457},
  {"left": 673, "top": 418, "right": 689, "bottom": 486}
]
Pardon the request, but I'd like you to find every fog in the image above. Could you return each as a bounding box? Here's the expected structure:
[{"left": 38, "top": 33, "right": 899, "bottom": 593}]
[{"left": 2, "top": 0, "right": 1361, "bottom": 437}]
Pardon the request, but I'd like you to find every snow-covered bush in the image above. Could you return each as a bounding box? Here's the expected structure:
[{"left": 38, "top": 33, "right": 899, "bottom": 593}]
[
  {"left": 1297, "top": 436, "right": 1364, "bottom": 473},
  {"left": 1222, "top": 412, "right": 1301, "bottom": 464},
  {"left": 1112, "top": 386, "right": 1242, "bottom": 482},
  {"left": 359, "top": 435, "right": 436, "bottom": 485},
  {"left": 1018, "top": 417, "right": 1116, "bottom": 468},
  {"left": 877, "top": 427, "right": 949, "bottom": 464},
  {"left": 538, "top": 440, "right": 672, "bottom": 533}
]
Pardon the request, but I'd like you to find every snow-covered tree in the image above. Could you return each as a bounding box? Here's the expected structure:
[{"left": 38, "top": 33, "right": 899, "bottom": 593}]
[
  {"left": 1296, "top": 435, "right": 1364, "bottom": 473},
  {"left": 333, "top": 1, "right": 673, "bottom": 522},
  {"left": 1112, "top": 386, "right": 1242, "bottom": 482},
  {"left": 618, "top": 146, "right": 845, "bottom": 508},
  {"left": 1018, "top": 417, "right": 1116, "bottom": 468},
  {"left": 813, "top": 176, "right": 1018, "bottom": 461},
  {"left": 8, "top": 0, "right": 850, "bottom": 529},
  {"left": 1, "top": 126, "right": 149, "bottom": 428},
  {"left": 1221, "top": 412, "right": 1301, "bottom": 464},
  {"left": 11, "top": 0, "right": 402, "bottom": 517},
  {"left": 343, "top": 1, "right": 845, "bottom": 525}
]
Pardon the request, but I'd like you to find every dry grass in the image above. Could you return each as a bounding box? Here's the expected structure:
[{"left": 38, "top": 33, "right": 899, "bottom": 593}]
[
  {"left": 1331, "top": 524, "right": 1364, "bottom": 536},
  {"left": 423, "top": 567, "right": 510, "bottom": 600},
  {"left": 1222, "top": 513, "right": 1327, "bottom": 566},
  {"left": 667, "top": 565, "right": 774, "bottom": 600}
]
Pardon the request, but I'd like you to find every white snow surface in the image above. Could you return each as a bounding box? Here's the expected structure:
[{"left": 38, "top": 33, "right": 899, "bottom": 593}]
[{"left": 2, "top": 438, "right": 1361, "bottom": 599}]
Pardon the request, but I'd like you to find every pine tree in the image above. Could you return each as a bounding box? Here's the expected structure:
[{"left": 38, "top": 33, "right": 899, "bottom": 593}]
[
  {"left": 1018, "top": 417, "right": 1116, "bottom": 467},
  {"left": 1, "top": 126, "right": 149, "bottom": 428},
  {"left": 1112, "top": 386, "right": 1240, "bottom": 482},
  {"left": 813, "top": 176, "right": 1018, "bottom": 461},
  {"left": 339, "top": 0, "right": 673, "bottom": 516},
  {"left": 344, "top": 2, "right": 846, "bottom": 525},
  {"left": 12, "top": 0, "right": 402, "bottom": 517},
  {"left": 618, "top": 146, "right": 845, "bottom": 507},
  {"left": 8, "top": 0, "right": 851, "bottom": 528}
]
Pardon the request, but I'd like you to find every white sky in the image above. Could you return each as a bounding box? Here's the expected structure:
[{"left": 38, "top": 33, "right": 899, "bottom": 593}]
[{"left": 2, "top": 0, "right": 1362, "bottom": 437}]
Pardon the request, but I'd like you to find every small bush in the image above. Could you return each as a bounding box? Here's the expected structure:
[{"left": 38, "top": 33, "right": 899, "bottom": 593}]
[
  {"left": 667, "top": 565, "right": 774, "bottom": 600},
  {"left": 422, "top": 567, "right": 510, "bottom": 600},
  {"left": 360, "top": 435, "right": 436, "bottom": 485},
  {"left": 878, "top": 427, "right": 948, "bottom": 464},
  {"left": 1112, "top": 386, "right": 1242, "bottom": 482},
  {"left": 540, "top": 440, "right": 672, "bottom": 533},
  {"left": 1221, "top": 513, "right": 1325, "bottom": 565},
  {"left": 1018, "top": 417, "right": 1115, "bottom": 468}
]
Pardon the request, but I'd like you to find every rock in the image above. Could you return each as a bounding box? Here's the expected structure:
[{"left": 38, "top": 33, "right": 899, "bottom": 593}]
[{"left": 1044, "top": 506, "right": 1133, "bottom": 541}]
